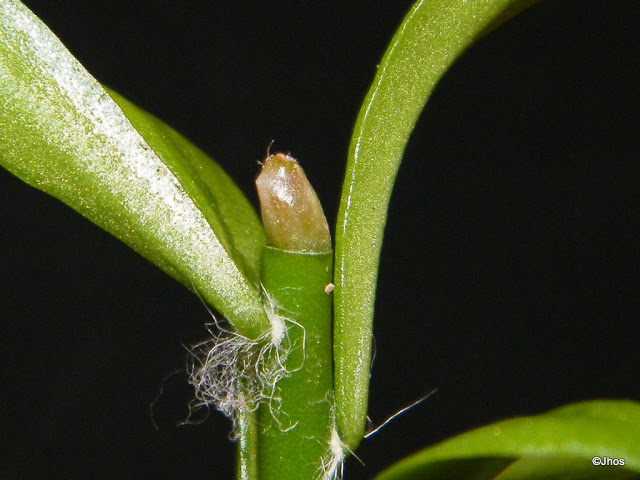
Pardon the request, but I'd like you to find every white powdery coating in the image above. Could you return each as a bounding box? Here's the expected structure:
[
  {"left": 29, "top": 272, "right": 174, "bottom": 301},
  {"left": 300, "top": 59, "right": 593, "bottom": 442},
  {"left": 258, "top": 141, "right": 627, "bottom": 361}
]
[
  {"left": 272, "top": 165, "right": 296, "bottom": 205},
  {"left": 269, "top": 312, "right": 287, "bottom": 347},
  {"left": 1, "top": 1, "right": 254, "bottom": 315}
]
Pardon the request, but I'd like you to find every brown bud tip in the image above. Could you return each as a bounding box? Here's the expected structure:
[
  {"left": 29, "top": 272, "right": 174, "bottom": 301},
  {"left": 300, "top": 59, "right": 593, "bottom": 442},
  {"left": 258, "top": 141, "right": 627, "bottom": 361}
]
[{"left": 256, "top": 153, "right": 331, "bottom": 252}]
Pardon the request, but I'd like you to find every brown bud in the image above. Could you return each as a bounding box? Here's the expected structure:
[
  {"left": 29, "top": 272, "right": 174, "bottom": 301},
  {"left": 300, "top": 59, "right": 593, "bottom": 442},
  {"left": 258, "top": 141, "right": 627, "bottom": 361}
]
[{"left": 256, "top": 153, "right": 331, "bottom": 252}]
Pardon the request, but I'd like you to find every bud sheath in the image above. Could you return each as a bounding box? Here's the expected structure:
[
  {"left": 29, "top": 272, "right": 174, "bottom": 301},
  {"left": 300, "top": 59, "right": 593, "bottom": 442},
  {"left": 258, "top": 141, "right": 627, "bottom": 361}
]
[{"left": 255, "top": 153, "right": 331, "bottom": 253}]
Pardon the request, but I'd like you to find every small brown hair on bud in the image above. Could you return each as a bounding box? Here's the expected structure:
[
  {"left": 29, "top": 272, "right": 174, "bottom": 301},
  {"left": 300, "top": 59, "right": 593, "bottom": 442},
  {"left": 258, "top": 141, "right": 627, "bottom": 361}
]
[{"left": 256, "top": 153, "right": 331, "bottom": 253}]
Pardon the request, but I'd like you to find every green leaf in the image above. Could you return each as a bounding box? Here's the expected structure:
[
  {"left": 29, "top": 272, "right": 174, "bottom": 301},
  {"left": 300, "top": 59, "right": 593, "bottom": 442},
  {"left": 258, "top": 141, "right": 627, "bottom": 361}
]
[
  {"left": 333, "top": 0, "right": 538, "bottom": 449},
  {"left": 0, "top": 0, "right": 269, "bottom": 337},
  {"left": 105, "top": 89, "right": 266, "bottom": 289},
  {"left": 375, "top": 400, "right": 640, "bottom": 480}
]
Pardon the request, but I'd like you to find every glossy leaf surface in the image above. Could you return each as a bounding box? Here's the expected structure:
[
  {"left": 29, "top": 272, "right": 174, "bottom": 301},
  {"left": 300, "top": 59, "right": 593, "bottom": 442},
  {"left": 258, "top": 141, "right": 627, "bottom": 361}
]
[
  {"left": 375, "top": 399, "right": 640, "bottom": 480},
  {"left": 333, "top": 0, "right": 537, "bottom": 449},
  {"left": 0, "top": 0, "right": 269, "bottom": 337}
]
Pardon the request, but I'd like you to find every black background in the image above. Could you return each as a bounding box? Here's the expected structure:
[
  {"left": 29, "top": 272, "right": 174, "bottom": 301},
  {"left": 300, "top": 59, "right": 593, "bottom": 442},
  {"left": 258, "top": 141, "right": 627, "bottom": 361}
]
[{"left": 2, "top": 1, "right": 639, "bottom": 479}]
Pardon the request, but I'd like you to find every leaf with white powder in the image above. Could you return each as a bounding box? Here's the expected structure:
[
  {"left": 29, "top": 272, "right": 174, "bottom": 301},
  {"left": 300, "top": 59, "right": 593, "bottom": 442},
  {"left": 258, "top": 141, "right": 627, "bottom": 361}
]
[{"left": 0, "top": 0, "right": 269, "bottom": 337}]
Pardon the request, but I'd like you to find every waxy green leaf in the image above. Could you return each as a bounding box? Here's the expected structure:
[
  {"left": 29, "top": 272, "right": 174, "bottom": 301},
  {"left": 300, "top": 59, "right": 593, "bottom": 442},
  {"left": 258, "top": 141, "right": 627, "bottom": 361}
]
[
  {"left": 333, "top": 0, "right": 538, "bottom": 449},
  {"left": 0, "top": 0, "right": 269, "bottom": 337},
  {"left": 375, "top": 399, "right": 640, "bottom": 480}
]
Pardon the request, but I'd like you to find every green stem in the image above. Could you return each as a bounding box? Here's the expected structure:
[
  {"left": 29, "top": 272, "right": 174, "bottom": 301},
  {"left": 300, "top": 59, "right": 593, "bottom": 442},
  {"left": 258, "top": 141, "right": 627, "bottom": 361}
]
[
  {"left": 236, "top": 408, "right": 259, "bottom": 480},
  {"left": 257, "top": 247, "right": 334, "bottom": 480}
]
